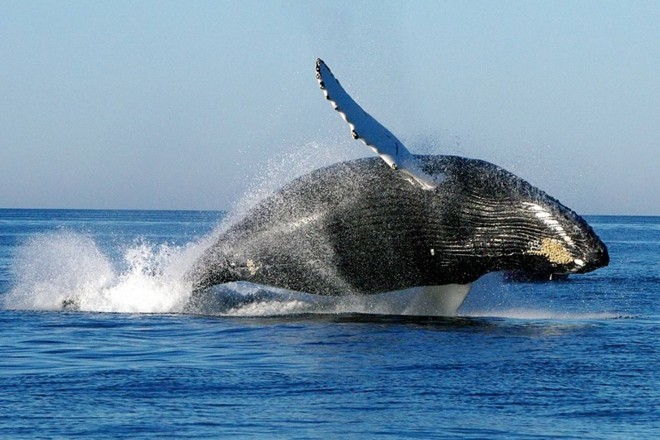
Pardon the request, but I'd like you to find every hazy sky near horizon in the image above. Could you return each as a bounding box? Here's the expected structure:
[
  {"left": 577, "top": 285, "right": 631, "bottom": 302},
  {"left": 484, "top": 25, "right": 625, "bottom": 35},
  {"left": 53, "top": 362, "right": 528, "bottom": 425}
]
[{"left": 1, "top": 0, "right": 658, "bottom": 214}]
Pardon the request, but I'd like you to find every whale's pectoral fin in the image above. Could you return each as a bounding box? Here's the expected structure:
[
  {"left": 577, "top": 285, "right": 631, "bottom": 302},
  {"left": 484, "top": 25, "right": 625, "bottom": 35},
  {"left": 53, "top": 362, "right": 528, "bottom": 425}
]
[{"left": 316, "top": 58, "right": 443, "bottom": 190}]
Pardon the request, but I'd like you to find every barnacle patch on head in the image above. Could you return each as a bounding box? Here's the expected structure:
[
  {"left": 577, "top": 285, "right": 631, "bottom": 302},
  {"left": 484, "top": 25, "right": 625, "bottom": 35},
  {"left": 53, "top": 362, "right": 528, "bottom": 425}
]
[
  {"left": 527, "top": 238, "right": 574, "bottom": 265},
  {"left": 246, "top": 259, "right": 260, "bottom": 276}
]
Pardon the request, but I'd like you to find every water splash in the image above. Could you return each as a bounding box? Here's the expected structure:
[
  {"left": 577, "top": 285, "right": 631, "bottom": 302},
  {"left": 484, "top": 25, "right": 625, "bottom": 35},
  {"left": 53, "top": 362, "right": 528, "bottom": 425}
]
[
  {"left": 4, "top": 232, "right": 115, "bottom": 311},
  {"left": 219, "top": 138, "right": 362, "bottom": 231},
  {"left": 3, "top": 231, "right": 200, "bottom": 314}
]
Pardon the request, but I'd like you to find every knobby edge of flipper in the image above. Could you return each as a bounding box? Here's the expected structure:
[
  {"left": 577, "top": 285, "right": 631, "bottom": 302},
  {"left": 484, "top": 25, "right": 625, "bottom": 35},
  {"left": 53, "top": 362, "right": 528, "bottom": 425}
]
[{"left": 316, "top": 58, "right": 444, "bottom": 190}]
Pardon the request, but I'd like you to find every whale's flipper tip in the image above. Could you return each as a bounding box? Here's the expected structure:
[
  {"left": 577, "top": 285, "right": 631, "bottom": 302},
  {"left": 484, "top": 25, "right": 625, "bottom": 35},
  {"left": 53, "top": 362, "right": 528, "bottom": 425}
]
[
  {"left": 315, "top": 58, "right": 327, "bottom": 80},
  {"left": 315, "top": 58, "right": 444, "bottom": 189}
]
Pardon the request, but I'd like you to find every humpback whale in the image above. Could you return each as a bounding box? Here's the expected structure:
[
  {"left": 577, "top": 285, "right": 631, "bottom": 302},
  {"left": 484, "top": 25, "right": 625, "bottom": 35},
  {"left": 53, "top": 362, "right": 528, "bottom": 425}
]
[{"left": 186, "top": 59, "right": 609, "bottom": 315}]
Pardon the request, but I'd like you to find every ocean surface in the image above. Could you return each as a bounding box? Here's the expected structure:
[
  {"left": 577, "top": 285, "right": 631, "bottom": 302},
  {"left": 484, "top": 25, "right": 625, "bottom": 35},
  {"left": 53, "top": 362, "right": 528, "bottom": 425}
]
[{"left": 0, "top": 209, "right": 657, "bottom": 439}]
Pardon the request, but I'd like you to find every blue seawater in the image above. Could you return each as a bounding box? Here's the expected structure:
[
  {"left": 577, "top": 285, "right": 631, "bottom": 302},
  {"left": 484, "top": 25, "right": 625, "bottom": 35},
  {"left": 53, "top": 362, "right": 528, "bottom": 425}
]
[{"left": 0, "top": 209, "right": 658, "bottom": 439}]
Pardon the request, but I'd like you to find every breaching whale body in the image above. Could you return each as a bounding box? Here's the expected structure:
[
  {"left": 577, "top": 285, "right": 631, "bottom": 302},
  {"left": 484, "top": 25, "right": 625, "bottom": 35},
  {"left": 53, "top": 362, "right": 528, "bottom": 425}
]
[{"left": 186, "top": 59, "right": 609, "bottom": 315}]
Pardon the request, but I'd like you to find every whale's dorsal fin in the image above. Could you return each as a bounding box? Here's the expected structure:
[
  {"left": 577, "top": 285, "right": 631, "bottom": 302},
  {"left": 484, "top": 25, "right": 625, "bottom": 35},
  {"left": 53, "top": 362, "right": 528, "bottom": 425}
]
[{"left": 316, "top": 58, "right": 443, "bottom": 189}]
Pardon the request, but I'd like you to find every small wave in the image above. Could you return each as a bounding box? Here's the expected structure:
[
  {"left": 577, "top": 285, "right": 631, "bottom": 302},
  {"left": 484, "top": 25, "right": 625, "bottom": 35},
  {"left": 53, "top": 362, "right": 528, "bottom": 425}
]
[{"left": 463, "top": 309, "right": 632, "bottom": 321}]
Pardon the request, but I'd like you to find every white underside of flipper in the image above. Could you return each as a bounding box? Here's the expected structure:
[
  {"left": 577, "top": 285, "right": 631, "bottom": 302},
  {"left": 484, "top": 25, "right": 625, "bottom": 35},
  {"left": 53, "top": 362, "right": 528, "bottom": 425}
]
[
  {"left": 196, "top": 282, "right": 472, "bottom": 317},
  {"left": 346, "top": 284, "right": 471, "bottom": 316},
  {"left": 316, "top": 59, "right": 443, "bottom": 189}
]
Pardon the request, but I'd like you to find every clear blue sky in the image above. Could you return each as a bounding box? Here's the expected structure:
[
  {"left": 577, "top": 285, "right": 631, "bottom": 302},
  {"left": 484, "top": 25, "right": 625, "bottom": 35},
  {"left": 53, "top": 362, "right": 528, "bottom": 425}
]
[{"left": 1, "top": 0, "right": 658, "bottom": 214}]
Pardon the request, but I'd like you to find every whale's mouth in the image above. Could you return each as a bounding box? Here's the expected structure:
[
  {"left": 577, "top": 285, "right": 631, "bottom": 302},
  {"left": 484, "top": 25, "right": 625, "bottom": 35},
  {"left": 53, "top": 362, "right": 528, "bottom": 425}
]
[{"left": 507, "top": 236, "right": 609, "bottom": 282}]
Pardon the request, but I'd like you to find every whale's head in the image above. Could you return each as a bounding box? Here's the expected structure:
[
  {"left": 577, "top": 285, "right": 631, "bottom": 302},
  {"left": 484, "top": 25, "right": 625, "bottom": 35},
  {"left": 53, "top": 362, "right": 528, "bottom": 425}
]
[
  {"left": 425, "top": 156, "right": 610, "bottom": 280},
  {"left": 494, "top": 195, "right": 610, "bottom": 281},
  {"left": 514, "top": 198, "right": 609, "bottom": 277}
]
